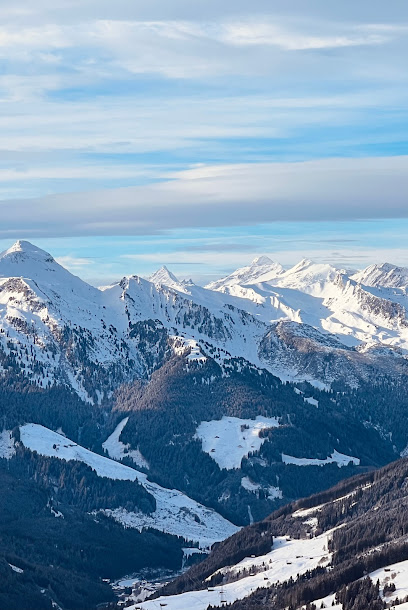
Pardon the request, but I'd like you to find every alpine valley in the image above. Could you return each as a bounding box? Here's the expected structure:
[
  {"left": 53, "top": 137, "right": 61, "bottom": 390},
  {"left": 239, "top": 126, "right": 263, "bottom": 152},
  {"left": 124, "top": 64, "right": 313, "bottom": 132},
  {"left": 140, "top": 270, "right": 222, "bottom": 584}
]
[{"left": 2, "top": 240, "right": 408, "bottom": 609}]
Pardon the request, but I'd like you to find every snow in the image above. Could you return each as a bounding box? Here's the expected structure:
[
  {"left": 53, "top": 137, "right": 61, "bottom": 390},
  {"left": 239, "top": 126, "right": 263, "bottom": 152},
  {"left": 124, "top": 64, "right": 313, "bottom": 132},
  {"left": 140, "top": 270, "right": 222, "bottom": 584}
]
[
  {"left": 102, "top": 417, "right": 149, "bottom": 469},
  {"left": 369, "top": 558, "right": 408, "bottom": 605},
  {"left": 172, "top": 336, "right": 207, "bottom": 362},
  {"left": 0, "top": 429, "right": 15, "bottom": 459},
  {"left": 267, "top": 486, "right": 283, "bottom": 500},
  {"left": 292, "top": 504, "right": 326, "bottom": 518},
  {"left": 352, "top": 262, "right": 408, "bottom": 289},
  {"left": 240, "top": 477, "right": 282, "bottom": 500},
  {"left": 19, "top": 423, "right": 238, "bottom": 548},
  {"left": 148, "top": 266, "right": 184, "bottom": 290},
  {"left": 302, "top": 593, "right": 341, "bottom": 609},
  {"left": 241, "top": 476, "right": 260, "bottom": 492},
  {"left": 206, "top": 256, "right": 284, "bottom": 291},
  {"left": 195, "top": 416, "right": 280, "bottom": 470},
  {"left": 304, "top": 396, "right": 319, "bottom": 407},
  {"left": 282, "top": 449, "right": 360, "bottom": 468},
  {"left": 132, "top": 530, "right": 332, "bottom": 610}
]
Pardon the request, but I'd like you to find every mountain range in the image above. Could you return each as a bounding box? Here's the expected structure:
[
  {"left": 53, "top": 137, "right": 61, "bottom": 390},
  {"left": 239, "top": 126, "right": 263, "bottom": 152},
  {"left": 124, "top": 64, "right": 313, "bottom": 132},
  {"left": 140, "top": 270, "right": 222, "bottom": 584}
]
[
  {"left": 2, "top": 240, "right": 408, "bottom": 608},
  {"left": 2, "top": 240, "right": 408, "bottom": 401}
]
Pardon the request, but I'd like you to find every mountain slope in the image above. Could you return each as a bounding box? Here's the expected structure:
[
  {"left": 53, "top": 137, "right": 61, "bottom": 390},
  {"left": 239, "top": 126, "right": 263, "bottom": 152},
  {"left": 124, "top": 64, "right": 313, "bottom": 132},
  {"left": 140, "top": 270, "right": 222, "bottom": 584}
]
[{"left": 134, "top": 457, "right": 408, "bottom": 609}]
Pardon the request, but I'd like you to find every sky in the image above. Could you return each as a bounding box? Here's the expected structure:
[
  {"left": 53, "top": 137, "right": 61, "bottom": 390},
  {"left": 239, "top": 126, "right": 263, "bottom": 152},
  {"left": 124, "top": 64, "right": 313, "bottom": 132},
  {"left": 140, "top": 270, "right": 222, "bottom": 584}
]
[{"left": 0, "top": 0, "right": 407, "bottom": 285}]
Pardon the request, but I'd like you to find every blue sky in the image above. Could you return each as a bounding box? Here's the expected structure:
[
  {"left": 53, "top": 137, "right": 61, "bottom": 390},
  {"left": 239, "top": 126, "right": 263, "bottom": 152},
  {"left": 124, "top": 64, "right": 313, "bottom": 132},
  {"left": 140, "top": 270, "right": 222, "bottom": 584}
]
[{"left": 0, "top": 1, "right": 407, "bottom": 284}]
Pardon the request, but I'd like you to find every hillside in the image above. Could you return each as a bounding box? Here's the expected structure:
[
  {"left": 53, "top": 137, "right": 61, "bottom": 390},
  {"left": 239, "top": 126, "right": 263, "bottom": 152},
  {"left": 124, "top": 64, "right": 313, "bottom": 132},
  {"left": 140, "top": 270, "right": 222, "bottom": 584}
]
[{"left": 132, "top": 457, "right": 408, "bottom": 609}]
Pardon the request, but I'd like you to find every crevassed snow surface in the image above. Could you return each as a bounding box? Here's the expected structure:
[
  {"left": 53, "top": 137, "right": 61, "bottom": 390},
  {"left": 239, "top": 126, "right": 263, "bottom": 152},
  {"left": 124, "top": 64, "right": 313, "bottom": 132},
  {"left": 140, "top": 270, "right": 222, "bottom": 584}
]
[
  {"left": 19, "top": 423, "right": 238, "bottom": 547},
  {"left": 282, "top": 449, "right": 360, "bottom": 467},
  {"left": 102, "top": 417, "right": 149, "bottom": 469},
  {"left": 0, "top": 430, "right": 15, "bottom": 459},
  {"left": 195, "top": 416, "right": 280, "bottom": 470},
  {"left": 133, "top": 531, "right": 332, "bottom": 610}
]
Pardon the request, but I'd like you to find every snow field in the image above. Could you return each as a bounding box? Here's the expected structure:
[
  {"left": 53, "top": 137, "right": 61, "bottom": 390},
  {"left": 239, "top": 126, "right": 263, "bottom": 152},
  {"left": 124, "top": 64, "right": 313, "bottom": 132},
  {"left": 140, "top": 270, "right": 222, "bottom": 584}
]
[
  {"left": 194, "top": 416, "right": 280, "bottom": 470},
  {"left": 0, "top": 429, "right": 15, "bottom": 459}
]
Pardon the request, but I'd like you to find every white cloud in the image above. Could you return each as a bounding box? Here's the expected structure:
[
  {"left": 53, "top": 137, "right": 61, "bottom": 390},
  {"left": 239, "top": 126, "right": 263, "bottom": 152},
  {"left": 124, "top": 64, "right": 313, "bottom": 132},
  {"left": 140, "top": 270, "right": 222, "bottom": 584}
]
[{"left": 0, "top": 157, "right": 407, "bottom": 238}]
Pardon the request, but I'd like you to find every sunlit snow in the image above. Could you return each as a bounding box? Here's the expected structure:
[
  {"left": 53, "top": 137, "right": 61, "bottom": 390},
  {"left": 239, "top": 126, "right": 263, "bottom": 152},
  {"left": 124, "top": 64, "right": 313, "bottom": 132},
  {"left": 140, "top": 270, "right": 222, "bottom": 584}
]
[{"left": 195, "top": 416, "right": 280, "bottom": 470}]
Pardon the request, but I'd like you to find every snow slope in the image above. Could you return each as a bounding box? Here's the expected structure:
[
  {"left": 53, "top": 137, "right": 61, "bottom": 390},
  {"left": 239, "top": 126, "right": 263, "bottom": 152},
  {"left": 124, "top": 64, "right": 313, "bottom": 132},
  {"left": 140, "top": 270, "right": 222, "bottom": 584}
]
[
  {"left": 206, "top": 256, "right": 284, "bottom": 291},
  {"left": 282, "top": 450, "right": 360, "bottom": 468},
  {"left": 194, "top": 416, "right": 280, "bottom": 470},
  {"left": 132, "top": 531, "right": 332, "bottom": 609},
  {"left": 19, "top": 423, "right": 238, "bottom": 547},
  {"left": 370, "top": 558, "right": 408, "bottom": 606},
  {"left": 102, "top": 417, "right": 149, "bottom": 469},
  {"left": 352, "top": 262, "right": 408, "bottom": 289}
]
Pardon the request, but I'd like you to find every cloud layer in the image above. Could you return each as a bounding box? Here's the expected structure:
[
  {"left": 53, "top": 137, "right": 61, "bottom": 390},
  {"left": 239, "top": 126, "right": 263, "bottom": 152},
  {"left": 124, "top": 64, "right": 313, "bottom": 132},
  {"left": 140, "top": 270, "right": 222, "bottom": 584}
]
[
  {"left": 0, "top": 157, "right": 407, "bottom": 238},
  {"left": 0, "top": 1, "right": 406, "bottom": 201}
]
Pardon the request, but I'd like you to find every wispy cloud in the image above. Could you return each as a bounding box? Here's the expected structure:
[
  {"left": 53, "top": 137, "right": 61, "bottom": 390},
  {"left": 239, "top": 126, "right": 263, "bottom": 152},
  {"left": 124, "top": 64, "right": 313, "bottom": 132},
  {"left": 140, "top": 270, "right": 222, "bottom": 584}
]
[{"left": 55, "top": 255, "right": 94, "bottom": 269}]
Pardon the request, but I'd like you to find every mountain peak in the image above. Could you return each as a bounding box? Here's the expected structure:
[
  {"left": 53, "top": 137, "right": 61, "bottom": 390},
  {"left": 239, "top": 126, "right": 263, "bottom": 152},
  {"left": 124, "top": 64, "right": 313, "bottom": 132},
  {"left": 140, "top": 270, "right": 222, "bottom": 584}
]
[
  {"left": 251, "top": 255, "right": 274, "bottom": 266},
  {"left": 149, "top": 265, "right": 181, "bottom": 287},
  {"left": 1, "top": 240, "right": 52, "bottom": 258},
  {"left": 352, "top": 262, "right": 408, "bottom": 289},
  {"left": 0, "top": 240, "right": 55, "bottom": 268}
]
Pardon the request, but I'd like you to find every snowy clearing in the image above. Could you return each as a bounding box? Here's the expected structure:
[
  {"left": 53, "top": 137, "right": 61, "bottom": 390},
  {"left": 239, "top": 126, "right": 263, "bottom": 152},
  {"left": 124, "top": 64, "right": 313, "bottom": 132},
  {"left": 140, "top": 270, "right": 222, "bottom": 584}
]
[
  {"left": 19, "top": 423, "right": 238, "bottom": 548},
  {"left": 0, "top": 430, "right": 15, "bottom": 459},
  {"left": 282, "top": 449, "right": 360, "bottom": 467},
  {"left": 370, "top": 558, "right": 408, "bottom": 605},
  {"left": 304, "top": 396, "right": 319, "bottom": 407},
  {"left": 195, "top": 416, "right": 280, "bottom": 470},
  {"left": 240, "top": 477, "right": 282, "bottom": 500},
  {"left": 102, "top": 417, "right": 149, "bottom": 469}
]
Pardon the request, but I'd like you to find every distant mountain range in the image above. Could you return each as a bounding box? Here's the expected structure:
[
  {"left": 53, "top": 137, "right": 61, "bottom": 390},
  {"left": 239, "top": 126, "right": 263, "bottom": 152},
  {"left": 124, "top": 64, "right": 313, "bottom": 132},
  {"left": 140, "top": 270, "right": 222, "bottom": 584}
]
[{"left": 2, "top": 240, "right": 408, "bottom": 401}]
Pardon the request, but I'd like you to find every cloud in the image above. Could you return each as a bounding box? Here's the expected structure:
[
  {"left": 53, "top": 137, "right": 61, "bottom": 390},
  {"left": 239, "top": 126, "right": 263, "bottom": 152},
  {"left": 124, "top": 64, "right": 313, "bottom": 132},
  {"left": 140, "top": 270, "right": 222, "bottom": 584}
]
[
  {"left": 0, "top": 1, "right": 406, "bottom": 218},
  {"left": 0, "top": 156, "right": 407, "bottom": 239},
  {"left": 55, "top": 255, "right": 94, "bottom": 270}
]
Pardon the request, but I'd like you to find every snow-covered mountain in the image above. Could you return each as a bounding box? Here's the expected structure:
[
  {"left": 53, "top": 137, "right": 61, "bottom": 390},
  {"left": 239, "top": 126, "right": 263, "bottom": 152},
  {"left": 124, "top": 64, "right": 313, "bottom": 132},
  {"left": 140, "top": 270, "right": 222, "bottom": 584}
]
[
  {"left": 3, "top": 241, "right": 408, "bottom": 610},
  {"left": 206, "top": 256, "right": 284, "bottom": 291},
  {"left": 1, "top": 240, "right": 408, "bottom": 399},
  {"left": 148, "top": 265, "right": 185, "bottom": 290},
  {"left": 352, "top": 262, "right": 408, "bottom": 289}
]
